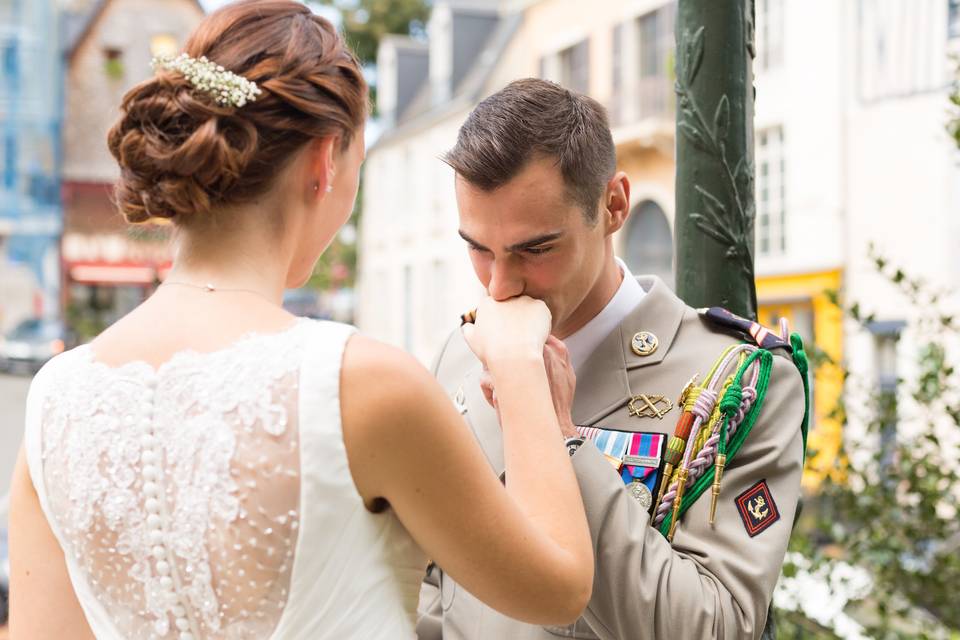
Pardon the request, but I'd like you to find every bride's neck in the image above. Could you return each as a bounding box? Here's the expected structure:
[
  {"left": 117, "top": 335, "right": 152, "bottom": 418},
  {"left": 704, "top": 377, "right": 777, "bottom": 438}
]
[{"left": 166, "top": 210, "right": 292, "bottom": 304}]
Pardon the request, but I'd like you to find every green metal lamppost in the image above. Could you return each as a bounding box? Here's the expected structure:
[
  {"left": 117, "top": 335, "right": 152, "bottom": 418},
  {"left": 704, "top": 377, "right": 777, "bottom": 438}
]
[
  {"left": 674, "top": 0, "right": 758, "bottom": 320},
  {"left": 674, "top": 3, "right": 778, "bottom": 636}
]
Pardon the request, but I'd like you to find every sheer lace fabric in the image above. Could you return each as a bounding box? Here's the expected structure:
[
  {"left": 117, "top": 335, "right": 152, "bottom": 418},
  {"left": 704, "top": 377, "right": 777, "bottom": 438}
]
[{"left": 38, "top": 322, "right": 310, "bottom": 639}]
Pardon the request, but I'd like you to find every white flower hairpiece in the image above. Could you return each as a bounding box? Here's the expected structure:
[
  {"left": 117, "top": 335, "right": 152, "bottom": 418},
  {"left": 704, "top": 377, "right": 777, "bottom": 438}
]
[{"left": 151, "top": 53, "right": 262, "bottom": 108}]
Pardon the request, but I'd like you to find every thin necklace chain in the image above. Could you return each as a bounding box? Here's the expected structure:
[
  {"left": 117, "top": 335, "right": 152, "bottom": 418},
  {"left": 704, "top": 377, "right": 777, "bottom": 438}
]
[{"left": 160, "top": 280, "right": 276, "bottom": 304}]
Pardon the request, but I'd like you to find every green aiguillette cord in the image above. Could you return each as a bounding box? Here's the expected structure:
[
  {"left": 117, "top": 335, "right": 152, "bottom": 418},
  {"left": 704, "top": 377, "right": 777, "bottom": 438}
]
[
  {"left": 658, "top": 348, "right": 774, "bottom": 537},
  {"left": 789, "top": 332, "right": 810, "bottom": 460}
]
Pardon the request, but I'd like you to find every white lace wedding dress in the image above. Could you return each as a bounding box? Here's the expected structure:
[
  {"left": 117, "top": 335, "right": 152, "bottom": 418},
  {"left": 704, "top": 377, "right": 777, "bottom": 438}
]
[{"left": 23, "top": 318, "right": 427, "bottom": 639}]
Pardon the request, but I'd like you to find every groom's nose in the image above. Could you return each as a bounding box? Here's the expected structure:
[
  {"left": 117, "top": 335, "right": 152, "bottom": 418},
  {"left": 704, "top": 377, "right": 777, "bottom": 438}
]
[{"left": 487, "top": 259, "right": 524, "bottom": 301}]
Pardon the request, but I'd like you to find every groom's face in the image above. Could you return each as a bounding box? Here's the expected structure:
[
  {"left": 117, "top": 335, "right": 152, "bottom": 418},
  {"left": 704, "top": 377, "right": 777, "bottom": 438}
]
[{"left": 456, "top": 157, "right": 610, "bottom": 338}]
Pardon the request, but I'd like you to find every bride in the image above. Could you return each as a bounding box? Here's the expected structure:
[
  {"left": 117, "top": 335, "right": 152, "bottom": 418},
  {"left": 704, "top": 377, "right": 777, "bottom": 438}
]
[{"left": 6, "top": 1, "right": 593, "bottom": 638}]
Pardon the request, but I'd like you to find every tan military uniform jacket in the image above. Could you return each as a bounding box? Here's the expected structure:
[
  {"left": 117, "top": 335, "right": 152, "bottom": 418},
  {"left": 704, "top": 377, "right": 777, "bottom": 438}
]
[{"left": 416, "top": 276, "right": 805, "bottom": 640}]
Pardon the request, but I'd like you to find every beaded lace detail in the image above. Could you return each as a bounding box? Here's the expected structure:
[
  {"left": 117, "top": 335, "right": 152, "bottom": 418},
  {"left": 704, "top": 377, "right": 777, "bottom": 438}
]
[{"left": 39, "top": 320, "right": 312, "bottom": 639}]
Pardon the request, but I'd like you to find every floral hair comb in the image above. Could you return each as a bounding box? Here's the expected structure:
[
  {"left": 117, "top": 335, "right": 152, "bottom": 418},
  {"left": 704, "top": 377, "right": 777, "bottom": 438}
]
[{"left": 151, "top": 53, "right": 262, "bottom": 108}]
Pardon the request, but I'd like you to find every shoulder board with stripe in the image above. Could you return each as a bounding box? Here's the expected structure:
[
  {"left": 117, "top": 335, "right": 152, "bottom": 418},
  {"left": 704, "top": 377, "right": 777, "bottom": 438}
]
[{"left": 698, "top": 307, "right": 792, "bottom": 352}]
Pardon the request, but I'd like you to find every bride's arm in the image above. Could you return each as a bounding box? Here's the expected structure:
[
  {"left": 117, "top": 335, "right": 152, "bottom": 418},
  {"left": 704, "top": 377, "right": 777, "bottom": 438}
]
[
  {"left": 8, "top": 446, "right": 95, "bottom": 638},
  {"left": 341, "top": 333, "right": 593, "bottom": 626}
]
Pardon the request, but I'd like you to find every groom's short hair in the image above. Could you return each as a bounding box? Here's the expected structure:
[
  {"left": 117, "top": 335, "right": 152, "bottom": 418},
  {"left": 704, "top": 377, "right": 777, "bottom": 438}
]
[{"left": 444, "top": 78, "right": 616, "bottom": 224}]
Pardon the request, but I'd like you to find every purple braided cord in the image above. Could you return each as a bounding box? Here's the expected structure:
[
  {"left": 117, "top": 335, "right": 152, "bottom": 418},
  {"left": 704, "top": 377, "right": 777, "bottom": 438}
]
[
  {"left": 654, "top": 386, "right": 758, "bottom": 526},
  {"left": 690, "top": 389, "right": 717, "bottom": 422}
]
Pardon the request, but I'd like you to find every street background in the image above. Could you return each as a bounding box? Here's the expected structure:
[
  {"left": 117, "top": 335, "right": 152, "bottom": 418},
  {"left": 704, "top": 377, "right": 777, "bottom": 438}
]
[{"left": 2, "top": 0, "right": 960, "bottom": 637}]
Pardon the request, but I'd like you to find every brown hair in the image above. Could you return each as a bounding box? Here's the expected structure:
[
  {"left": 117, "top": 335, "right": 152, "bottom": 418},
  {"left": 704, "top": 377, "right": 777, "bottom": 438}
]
[
  {"left": 443, "top": 78, "right": 616, "bottom": 223},
  {"left": 107, "top": 0, "right": 368, "bottom": 224}
]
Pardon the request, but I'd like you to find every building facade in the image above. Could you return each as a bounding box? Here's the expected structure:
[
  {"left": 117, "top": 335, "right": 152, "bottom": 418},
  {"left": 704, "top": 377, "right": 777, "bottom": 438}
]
[
  {"left": 0, "top": 0, "right": 64, "bottom": 332},
  {"left": 59, "top": 0, "right": 203, "bottom": 334},
  {"left": 358, "top": 0, "right": 960, "bottom": 483}
]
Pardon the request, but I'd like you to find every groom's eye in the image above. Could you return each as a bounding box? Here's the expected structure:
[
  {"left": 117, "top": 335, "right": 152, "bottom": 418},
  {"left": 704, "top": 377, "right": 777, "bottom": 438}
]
[{"left": 524, "top": 245, "right": 554, "bottom": 255}]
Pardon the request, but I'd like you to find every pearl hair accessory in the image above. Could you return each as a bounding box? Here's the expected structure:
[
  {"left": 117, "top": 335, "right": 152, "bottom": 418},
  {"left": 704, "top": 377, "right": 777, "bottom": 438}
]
[{"left": 151, "top": 53, "right": 262, "bottom": 108}]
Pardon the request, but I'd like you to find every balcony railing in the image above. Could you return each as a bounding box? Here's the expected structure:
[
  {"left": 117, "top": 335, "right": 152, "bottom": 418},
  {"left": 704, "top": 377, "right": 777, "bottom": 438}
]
[{"left": 609, "top": 75, "right": 675, "bottom": 128}]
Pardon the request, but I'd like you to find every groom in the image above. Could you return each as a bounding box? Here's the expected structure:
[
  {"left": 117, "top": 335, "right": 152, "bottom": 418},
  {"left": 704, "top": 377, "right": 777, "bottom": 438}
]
[{"left": 416, "top": 78, "right": 806, "bottom": 639}]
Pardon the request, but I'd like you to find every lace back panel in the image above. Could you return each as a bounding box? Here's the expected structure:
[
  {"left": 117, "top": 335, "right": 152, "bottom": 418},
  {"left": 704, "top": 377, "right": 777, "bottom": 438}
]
[{"left": 39, "top": 321, "right": 313, "bottom": 639}]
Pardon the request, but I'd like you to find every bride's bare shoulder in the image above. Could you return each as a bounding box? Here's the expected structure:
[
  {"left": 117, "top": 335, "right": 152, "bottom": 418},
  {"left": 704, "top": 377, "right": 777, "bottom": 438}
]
[
  {"left": 341, "top": 334, "right": 432, "bottom": 390},
  {"left": 340, "top": 334, "right": 454, "bottom": 429}
]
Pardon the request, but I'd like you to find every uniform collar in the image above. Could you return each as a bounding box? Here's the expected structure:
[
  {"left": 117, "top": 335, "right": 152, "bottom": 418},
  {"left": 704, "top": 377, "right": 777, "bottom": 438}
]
[
  {"left": 563, "top": 258, "right": 645, "bottom": 372},
  {"left": 571, "top": 275, "right": 688, "bottom": 426}
]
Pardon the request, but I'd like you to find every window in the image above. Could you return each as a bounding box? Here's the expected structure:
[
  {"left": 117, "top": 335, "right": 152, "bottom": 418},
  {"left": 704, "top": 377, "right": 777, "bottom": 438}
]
[
  {"left": 638, "top": 11, "right": 662, "bottom": 78},
  {"left": 430, "top": 259, "right": 448, "bottom": 340},
  {"left": 757, "top": 0, "right": 784, "bottom": 71},
  {"left": 950, "top": 0, "right": 960, "bottom": 39},
  {"left": 403, "top": 264, "right": 414, "bottom": 351},
  {"left": 636, "top": 7, "right": 673, "bottom": 118},
  {"left": 868, "top": 321, "right": 905, "bottom": 466},
  {"left": 610, "top": 23, "right": 624, "bottom": 124},
  {"left": 756, "top": 127, "right": 786, "bottom": 256},
  {"left": 2, "top": 42, "right": 16, "bottom": 78},
  {"left": 150, "top": 34, "right": 178, "bottom": 58},
  {"left": 558, "top": 39, "right": 589, "bottom": 94},
  {"left": 611, "top": 5, "right": 674, "bottom": 125},
  {"left": 3, "top": 134, "right": 14, "bottom": 189},
  {"left": 103, "top": 47, "right": 124, "bottom": 80},
  {"left": 857, "top": 0, "right": 942, "bottom": 102},
  {"left": 623, "top": 200, "right": 674, "bottom": 288}
]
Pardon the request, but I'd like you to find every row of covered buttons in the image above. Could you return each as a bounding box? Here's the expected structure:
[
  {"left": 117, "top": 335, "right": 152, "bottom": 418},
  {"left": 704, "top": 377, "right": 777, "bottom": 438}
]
[{"left": 143, "top": 380, "right": 196, "bottom": 640}]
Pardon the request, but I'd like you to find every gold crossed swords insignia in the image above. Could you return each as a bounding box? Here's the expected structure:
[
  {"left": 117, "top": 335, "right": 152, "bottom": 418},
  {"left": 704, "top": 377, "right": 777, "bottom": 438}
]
[{"left": 627, "top": 394, "right": 674, "bottom": 420}]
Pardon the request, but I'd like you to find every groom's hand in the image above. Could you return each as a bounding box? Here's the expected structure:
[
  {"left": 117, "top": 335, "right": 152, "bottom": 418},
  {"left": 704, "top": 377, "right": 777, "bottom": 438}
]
[
  {"left": 478, "top": 336, "right": 577, "bottom": 438},
  {"left": 543, "top": 336, "right": 578, "bottom": 438}
]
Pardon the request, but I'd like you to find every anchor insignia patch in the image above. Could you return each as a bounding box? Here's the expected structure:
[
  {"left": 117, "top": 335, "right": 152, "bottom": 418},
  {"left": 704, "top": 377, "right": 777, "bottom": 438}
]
[{"left": 735, "top": 480, "right": 780, "bottom": 537}]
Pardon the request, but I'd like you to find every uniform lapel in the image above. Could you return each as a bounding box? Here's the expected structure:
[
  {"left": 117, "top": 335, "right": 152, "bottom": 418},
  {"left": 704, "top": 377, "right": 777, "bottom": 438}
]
[
  {"left": 460, "top": 363, "right": 507, "bottom": 476},
  {"left": 572, "top": 276, "right": 687, "bottom": 426}
]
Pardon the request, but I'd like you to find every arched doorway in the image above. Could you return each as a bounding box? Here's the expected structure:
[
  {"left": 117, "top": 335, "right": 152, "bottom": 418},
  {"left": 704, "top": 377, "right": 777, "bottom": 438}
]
[{"left": 623, "top": 200, "right": 674, "bottom": 288}]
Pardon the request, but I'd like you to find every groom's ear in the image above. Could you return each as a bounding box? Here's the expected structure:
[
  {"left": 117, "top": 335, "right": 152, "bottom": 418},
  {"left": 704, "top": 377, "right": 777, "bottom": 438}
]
[{"left": 602, "top": 171, "right": 631, "bottom": 235}]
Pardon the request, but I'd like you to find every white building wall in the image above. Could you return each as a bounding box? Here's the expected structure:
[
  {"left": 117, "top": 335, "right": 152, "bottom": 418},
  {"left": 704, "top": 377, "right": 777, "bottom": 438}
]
[
  {"left": 754, "top": 0, "right": 846, "bottom": 278},
  {"left": 360, "top": 0, "right": 960, "bottom": 372},
  {"left": 358, "top": 112, "right": 483, "bottom": 364}
]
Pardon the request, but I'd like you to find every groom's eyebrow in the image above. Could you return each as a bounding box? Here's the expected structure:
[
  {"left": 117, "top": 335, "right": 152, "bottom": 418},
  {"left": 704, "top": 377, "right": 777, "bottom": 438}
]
[
  {"left": 458, "top": 230, "right": 489, "bottom": 251},
  {"left": 457, "top": 230, "right": 564, "bottom": 253}
]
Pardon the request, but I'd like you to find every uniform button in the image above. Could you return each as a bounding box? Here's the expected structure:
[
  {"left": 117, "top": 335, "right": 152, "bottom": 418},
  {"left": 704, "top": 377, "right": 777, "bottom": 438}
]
[
  {"left": 145, "top": 498, "right": 161, "bottom": 514},
  {"left": 142, "top": 466, "right": 159, "bottom": 481},
  {"left": 144, "top": 482, "right": 160, "bottom": 497},
  {"left": 156, "top": 560, "right": 170, "bottom": 575},
  {"left": 146, "top": 514, "right": 162, "bottom": 530},
  {"left": 152, "top": 545, "right": 166, "bottom": 559},
  {"left": 149, "top": 530, "right": 164, "bottom": 545}
]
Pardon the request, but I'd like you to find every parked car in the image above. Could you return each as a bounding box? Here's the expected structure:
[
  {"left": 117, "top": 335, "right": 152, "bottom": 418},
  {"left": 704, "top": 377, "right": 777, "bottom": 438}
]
[{"left": 0, "top": 318, "right": 73, "bottom": 374}]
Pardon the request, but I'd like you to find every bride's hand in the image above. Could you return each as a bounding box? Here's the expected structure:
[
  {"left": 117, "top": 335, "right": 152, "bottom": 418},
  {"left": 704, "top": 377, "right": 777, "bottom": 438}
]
[{"left": 462, "top": 296, "right": 552, "bottom": 368}]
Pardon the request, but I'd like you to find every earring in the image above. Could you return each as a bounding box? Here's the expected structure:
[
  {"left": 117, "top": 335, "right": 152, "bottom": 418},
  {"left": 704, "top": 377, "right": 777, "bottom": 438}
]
[
  {"left": 325, "top": 185, "right": 333, "bottom": 193},
  {"left": 313, "top": 181, "right": 320, "bottom": 193}
]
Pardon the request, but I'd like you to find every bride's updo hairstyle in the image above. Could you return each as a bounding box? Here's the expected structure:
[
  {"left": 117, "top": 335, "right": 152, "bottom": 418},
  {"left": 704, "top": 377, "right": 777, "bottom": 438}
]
[{"left": 107, "top": 0, "right": 367, "bottom": 225}]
